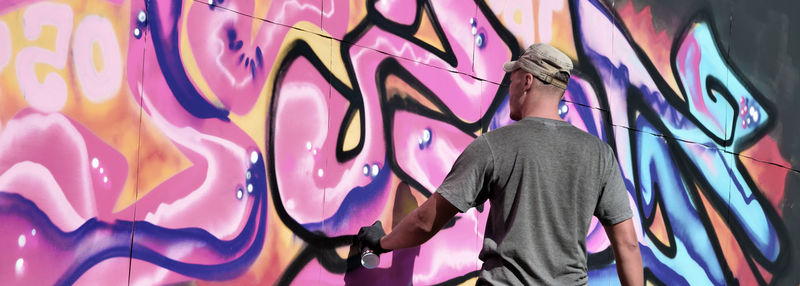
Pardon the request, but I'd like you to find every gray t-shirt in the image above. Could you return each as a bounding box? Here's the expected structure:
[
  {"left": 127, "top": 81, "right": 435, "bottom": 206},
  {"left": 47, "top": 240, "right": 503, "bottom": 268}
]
[{"left": 437, "top": 117, "right": 632, "bottom": 285}]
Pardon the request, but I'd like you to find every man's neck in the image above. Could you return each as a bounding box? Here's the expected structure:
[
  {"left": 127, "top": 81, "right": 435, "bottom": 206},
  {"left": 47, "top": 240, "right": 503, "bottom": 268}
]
[
  {"left": 520, "top": 101, "right": 562, "bottom": 121},
  {"left": 522, "top": 112, "right": 562, "bottom": 121}
]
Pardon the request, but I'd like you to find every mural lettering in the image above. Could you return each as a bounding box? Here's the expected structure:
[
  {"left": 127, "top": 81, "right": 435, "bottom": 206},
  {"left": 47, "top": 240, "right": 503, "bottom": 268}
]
[{"left": 0, "top": 0, "right": 796, "bottom": 285}]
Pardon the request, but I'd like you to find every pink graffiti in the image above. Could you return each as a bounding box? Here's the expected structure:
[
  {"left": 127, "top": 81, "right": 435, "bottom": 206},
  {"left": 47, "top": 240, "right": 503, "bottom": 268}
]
[
  {"left": 14, "top": 2, "right": 72, "bottom": 113},
  {"left": 72, "top": 15, "right": 123, "bottom": 103}
]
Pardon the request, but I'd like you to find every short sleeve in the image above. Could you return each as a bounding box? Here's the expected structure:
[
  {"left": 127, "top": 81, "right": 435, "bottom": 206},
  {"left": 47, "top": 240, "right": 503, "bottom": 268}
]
[
  {"left": 594, "top": 145, "right": 633, "bottom": 225},
  {"left": 436, "top": 136, "right": 495, "bottom": 213}
]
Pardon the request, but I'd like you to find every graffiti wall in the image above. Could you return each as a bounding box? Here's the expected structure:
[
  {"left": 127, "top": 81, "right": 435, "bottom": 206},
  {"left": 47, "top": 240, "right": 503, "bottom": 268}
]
[{"left": 0, "top": 0, "right": 797, "bottom": 284}]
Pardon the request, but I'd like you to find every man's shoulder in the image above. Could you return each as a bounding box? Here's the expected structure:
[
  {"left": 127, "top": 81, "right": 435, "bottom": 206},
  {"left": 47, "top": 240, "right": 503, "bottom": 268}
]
[
  {"left": 481, "top": 120, "right": 528, "bottom": 139},
  {"left": 484, "top": 120, "right": 606, "bottom": 144}
]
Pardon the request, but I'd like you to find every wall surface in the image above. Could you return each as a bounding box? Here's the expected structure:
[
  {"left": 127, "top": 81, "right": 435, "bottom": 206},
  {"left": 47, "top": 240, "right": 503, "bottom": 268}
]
[{"left": 0, "top": 0, "right": 798, "bottom": 285}]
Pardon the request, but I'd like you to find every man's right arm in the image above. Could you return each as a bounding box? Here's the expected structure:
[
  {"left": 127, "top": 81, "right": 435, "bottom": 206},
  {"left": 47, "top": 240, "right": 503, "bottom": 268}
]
[{"left": 603, "top": 219, "right": 642, "bottom": 286}]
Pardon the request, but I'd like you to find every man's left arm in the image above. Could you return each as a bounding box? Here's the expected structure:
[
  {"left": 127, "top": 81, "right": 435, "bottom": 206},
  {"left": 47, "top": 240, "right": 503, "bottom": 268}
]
[{"left": 377, "top": 193, "right": 459, "bottom": 251}]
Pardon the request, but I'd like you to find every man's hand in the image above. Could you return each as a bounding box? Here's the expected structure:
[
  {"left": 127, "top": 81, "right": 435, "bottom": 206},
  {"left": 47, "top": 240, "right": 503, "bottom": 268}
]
[{"left": 357, "top": 221, "right": 388, "bottom": 254}]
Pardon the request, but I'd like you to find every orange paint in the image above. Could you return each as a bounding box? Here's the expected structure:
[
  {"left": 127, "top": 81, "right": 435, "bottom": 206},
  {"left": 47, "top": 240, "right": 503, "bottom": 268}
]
[
  {"left": 348, "top": 0, "right": 368, "bottom": 31},
  {"left": 548, "top": 4, "right": 578, "bottom": 61},
  {"left": 740, "top": 136, "right": 790, "bottom": 216},
  {"left": 415, "top": 8, "right": 445, "bottom": 52},
  {"left": 617, "top": 2, "right": 680, "bottom": 97},
  {"left": 754, "top": 256, "right": 773, "bottom": 284},
  {"left": 697, "top": 186, "right": 758, "bottom": 285},
  {"left": 648, "top": 203, "right": 671, "bottom": 248},
  {"left": 385, "top": 74, "right": 443, "bottom": 114}
]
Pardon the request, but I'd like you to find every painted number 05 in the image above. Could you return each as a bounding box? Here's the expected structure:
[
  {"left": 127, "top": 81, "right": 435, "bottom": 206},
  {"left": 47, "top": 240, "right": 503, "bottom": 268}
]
[{"left": 15, "top": 2, "right": 122, "bottom": 112}]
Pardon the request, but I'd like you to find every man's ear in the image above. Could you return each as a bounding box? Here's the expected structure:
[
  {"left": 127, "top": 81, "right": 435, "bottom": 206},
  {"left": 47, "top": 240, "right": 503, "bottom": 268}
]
[{"left": 524, "top": 73, "right": 534, "bottom": 89}]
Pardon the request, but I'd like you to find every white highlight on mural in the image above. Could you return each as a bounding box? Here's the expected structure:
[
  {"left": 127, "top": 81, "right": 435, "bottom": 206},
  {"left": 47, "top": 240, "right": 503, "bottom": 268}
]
[
  {"left": 276, "top": 0, "right": 336, "bottom": 24},
  {"left": 750, "top": 106, "right": 759, "bottom": 122},
  {"left": 371, "top": 164, "right": 379, "bottom": 177},
  {"left": 18, "top": 234, "right": 26, "bottom": 247},
  {"left": 558, "top": 104, "right": 569, "bottom": 116},
  {"left": 250, "top": 151, "right": 258, "bottom": 164},
  {"left": 15, "top": 258, "right": 24, "bottom": 276},
  {"left": 91, "top": 158, "right": 99, "bottom": 168},
  {"left": 72, "top": 15, "right": 123, "bottom": 103}
]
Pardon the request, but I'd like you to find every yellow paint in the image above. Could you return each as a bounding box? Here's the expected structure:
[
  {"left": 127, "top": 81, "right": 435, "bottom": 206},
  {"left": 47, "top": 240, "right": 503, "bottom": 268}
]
[
  {"left": 0, "top": 18, "right": 25, "bottom": 123},
  {"left": 252, "top": 0, "right": 272, "bottom": 42},
  {"left": 0, "top": 1, "right": 705, "bottom": 284},
  {"left": 297, "top": 22, "right": 351, "bottom": 88},
  {"left": 335, "top": 245, "right": 351, "bottom": 260},
  {"left": 548, "top": 6, "right": 578, "bottom": 61},
  {"left": 4, "top": 0, "right": 189, "bottom": 211},
  {"left": 232, "top": 21, "right": 355, "bottom": 157},
  {"left": 92, "top": 42, "right": 104, "bottom": 72},
  {"left": 342, "top": 110, "right": 361, "bottom": 151},
  {"left": 117, "top": 115, "right": 193, "bottom": 210},
  {"left": 31, "top": 25, "right": 59, "bottom": 52},
  {"left": 66, "top": 0, "right": 190, "bottom": 211},
  {"left": 414, "top": 8, "right": 444, "bottom": 52},
  {"left": 459, "top": 278, "right": 478, "bottom": 285},
  {"left": 0, "top": 0, "right": 181, "bottom": 211},
  {"left": 513, "top": 9, "right": 522, "bottom": 25},
  {"left": 228, "top": 88, "right": 269, "bottom": 153},
  {"left": 31, "top": 26, "right": 60, "bottom": 83},
  {"left": 263, "top": 21, "right": 351, "bottom": 95}
]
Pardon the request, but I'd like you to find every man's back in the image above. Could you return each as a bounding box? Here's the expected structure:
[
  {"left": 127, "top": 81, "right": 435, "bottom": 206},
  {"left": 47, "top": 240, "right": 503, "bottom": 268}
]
[{"left": 438, "top": 117, "right": 631, "bottom": 285}]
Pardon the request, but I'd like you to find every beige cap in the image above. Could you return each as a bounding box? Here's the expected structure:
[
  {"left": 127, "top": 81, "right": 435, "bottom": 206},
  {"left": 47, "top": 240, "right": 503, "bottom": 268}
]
[{"left": 503, "top": 43, "right": 573, "bottom": 89}]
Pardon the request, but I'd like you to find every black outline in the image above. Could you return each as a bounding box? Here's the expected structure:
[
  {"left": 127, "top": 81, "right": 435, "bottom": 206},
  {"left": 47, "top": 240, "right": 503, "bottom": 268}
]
[
  {"left": 569, "top": 0, "right": 790, "bottom": 284},
  {"left": 265, "top": 0, "right": 792, "bottom": 284},
  {"left": 267, "top": 0, "right": 520, "bottom": 283}
]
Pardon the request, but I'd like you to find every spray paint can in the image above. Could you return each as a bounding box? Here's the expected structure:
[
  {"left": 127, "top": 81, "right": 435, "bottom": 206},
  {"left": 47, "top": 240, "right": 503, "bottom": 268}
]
[{"left": 361, "top": 247, "right": 380, "bottom": 269}]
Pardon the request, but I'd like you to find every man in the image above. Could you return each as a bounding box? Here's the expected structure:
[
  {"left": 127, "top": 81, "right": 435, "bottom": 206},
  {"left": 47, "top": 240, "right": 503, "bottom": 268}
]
[{"left": 357, "top": 43, "right": 642, "bottom": 285}]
